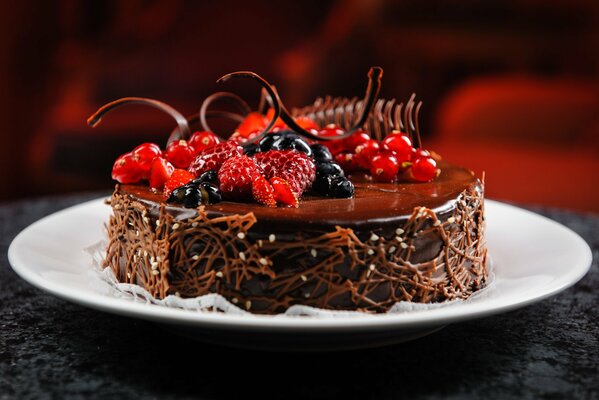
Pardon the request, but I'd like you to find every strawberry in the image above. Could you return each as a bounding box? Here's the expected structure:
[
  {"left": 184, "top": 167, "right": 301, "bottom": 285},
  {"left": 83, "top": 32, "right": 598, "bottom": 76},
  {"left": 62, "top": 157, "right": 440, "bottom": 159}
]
[
  {"left": 164, "top": 169, "right": 194, "bottom": 197},
  {"left": 254, "top": 150, "right": 316, "bottom": 197},
  {"left": 188, "top": 141, "right": 243, "bottom": 177},
  {"left": 149, "top": 157, "right": 174, "bottom": 191},
  {"left": 252, "top": 175, "right": 276, "bottom": 207},
  {"left": 218, "top": 155, "right": 263, "bottom": 198},
  {"left": 269, "top": 177, "right": 298, "bottom": 207}
]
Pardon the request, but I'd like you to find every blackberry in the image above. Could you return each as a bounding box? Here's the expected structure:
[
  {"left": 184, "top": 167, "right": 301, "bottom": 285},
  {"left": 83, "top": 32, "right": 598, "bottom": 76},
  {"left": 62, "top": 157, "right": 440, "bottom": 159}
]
[{"left": 310, "top": 144, "right": 333, "bottom": 162}]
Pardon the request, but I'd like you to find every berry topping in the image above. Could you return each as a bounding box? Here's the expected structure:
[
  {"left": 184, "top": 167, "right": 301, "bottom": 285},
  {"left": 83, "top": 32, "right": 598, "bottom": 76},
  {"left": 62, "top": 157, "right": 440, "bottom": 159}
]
[
  {"left": 411, "top": 148, "right": 431, "bottom": 162},
  {"left": 294, "top": 116, "right": 319, "bottom": 131},
  {"left": 164, "top": 169, "right": 195, "bottom": 197},
  {"left": 344, "top": 129, "right": 370, "bottom": 151},
  {"left": 149, "top": 157, "right": 174, "bottom": 191},
  {"left": 188, "top": 141, "right": 243, "bottom": 177},
  {"left": 370, "top": 151, "right": 400, "bottom": 182},
  {"left": 236, "top": 112, "right": 267, "bottom": 138},
  {"left": 188, "top": 131, "right": 221, "bottom": 154},
  {"left": 318, "top": 124, "right": 347, "bottom": 155},
  {"left": 382, "top": 132, "right": 412, "bottom": 162},
  {"left": 354, "top": 139, "right": 380, "bottom": 169},
  {"left": 199, "top": 182, "right": 222, "bottom": 204},
  {"left": 330, "top": 177, "right": 355, "bottom": 198},
  {"left": 411, "top": 156, "right": 439, "bottom": 182},
  {"left": 316, "top": 161, "right": 345, "bottom": 179},
  {"left": 269, "top": 132, "right": 312, "bottom": 156},
  {"left": 112, "top": 153, "right": 145, "bottom": 184},
  {"left": 165, "top": 139, "right": 195, "bottom": 169},
  {"left": 254, "top": 150, "right": 316, "bottom": 196},
  {"left": 265, "top": 108, "right": 287, "bottom": 131},
  {"left": 132, "top": 142, "right": 162, "bottom": 176},
  {"left": 258, "top": 131, "right": 285, "bottom": 152},
  {"left": 243, "top": 142, "right": 260, "bottom": 156},
  {"left": 218, "top": 155, "right": 262, "bottom": 198},
  {"left": 269, "top": 177, "right": 299, "bottom": 207},
  {"left": 252, "top": 175, "right": 276, "bottom": 207},
  {"left": 168, "top": 185, "right": 203, "bottom": 208},
  {"left": 192, "top": 170, "right": 219, "bottom": 186},
  {"left": 334, "top": 152, "right": 359, "bottom": 173},
  {"left": 310, "top": 144, "right": 333, "bottom": 162}
]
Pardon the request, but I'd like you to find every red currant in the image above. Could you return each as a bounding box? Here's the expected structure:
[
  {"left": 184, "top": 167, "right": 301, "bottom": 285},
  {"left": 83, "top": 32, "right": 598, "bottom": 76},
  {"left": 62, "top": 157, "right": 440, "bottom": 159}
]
[
  {"left": 111, "top": 152, "right": 144, "bottom": 184},
  {"left": 319, "top": 124, "right": 347, "bottom": 155},
  {"left": 354, "top": 139, "right": 380, "bottom": 169},
  {"left": 344, "top": 129, "right": 370, "bottom": 151},
  {"left": 382, "top": 132, "right": 412, "bottom": 162},
  {"left": 334, "top": 152, "right": 359, "bottom": 173},
  {"left": 149, "top": 156, "right": 174, "bottom": 191},
  {"left": 295, "top": 116, "right": 319, "bottom": 131},
  {"left": 370, "top": 151, "right": 399, "bottom": 182},
  {"left": 411, "top": 148, "right": 431, "bottom": 162},
  {"left": 131, "top": 142, "right": 161, "bottom": 178},
  {"left": 412, "top": 156, "right": 439, "bottom": 182},
  {"left": 189, "top": 131, "right": 221, "bottom": 154},
  {"left": 165, "top": 139, "right": 195, "bottom": 169},
  {"left": 237, "top": 112, "right": 268, "bottom": 138}
]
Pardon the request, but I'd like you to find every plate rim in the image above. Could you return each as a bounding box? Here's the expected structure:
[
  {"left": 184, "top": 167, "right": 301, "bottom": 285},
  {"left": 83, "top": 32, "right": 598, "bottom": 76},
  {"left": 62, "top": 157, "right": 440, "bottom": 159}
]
[{"left": 8, "top": 198, "right": 593, "bottom": 333}]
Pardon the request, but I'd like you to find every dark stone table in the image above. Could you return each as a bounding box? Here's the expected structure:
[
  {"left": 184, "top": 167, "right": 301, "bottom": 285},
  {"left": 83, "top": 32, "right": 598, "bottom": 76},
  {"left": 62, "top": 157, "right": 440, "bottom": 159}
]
[{"left": 1, "top": 193, "right": 597, "bottom": 400}]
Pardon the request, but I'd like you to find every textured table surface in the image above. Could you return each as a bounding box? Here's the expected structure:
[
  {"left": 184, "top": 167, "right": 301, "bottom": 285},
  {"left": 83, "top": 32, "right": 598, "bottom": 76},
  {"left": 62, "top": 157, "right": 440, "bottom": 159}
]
[{"left": 1, "top": 192, "right": 597, "bottom": 400}]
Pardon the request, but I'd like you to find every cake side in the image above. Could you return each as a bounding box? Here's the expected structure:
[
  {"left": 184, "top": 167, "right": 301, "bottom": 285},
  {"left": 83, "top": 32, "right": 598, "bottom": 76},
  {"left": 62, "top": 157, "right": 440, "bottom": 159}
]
[{"left": 104, "top": 180, "right": 487, "bottom": 314}]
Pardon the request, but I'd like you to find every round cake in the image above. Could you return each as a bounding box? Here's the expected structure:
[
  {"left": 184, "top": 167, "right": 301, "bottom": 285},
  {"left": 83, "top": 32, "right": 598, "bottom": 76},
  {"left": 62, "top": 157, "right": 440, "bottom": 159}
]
[{"left": 92, "top": 67, "right": 488, "bottom": 314}]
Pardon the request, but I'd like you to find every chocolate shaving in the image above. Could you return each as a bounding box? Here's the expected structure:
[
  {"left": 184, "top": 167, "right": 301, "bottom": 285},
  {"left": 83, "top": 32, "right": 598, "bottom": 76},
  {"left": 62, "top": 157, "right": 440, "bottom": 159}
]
[
  {"left": 198, "top": 91, "right": 252, "bottom": 133},
  {"left": 87, "top": 97, "right": 191, "bottom": 141}
]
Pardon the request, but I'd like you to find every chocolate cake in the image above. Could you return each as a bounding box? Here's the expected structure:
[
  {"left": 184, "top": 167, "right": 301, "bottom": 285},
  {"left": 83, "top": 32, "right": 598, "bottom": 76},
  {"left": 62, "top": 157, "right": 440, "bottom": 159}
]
[{"left": 92, "top": 67, "right": 488, "bottom": 314}]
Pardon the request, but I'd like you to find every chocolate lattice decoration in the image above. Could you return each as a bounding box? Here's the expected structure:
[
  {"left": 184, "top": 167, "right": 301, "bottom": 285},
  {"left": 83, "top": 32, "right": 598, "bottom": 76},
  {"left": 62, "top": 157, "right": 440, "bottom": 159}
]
[{"left": 104, "top": 184, "right": 487, "bottom": 314}]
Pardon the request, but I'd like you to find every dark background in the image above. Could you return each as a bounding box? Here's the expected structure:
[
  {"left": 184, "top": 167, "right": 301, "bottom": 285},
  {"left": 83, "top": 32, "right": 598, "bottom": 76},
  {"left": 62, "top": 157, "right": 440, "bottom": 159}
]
[{"left": 0, "top": 0, "right": 597, "bottom": 211}]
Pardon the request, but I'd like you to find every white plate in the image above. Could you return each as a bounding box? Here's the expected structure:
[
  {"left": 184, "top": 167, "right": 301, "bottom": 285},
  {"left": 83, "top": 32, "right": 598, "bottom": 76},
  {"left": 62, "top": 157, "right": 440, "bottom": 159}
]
[{"left": 8, "top": 199, "right": 592, "bottom": 351}]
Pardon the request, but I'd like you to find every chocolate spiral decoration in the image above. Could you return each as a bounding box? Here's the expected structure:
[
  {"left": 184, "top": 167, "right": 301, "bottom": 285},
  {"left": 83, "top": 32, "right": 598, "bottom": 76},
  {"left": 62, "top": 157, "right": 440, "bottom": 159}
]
[{"left": 87, "top": 97, "right": 191, "bottom": 141}]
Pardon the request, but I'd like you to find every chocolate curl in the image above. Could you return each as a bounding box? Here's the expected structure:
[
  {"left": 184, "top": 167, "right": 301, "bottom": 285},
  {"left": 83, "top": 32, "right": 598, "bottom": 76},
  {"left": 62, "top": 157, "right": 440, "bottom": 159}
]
[
  {"left": 413, "top": 101, "right": 423, "bottom": 149},
  {"left": 403, "top": 93, "right": 416, "bottom": 145},
  {"left": 87, "top": 97, "right": 191, "bottom": 142},
  {"left": 216, "top": 71, "right": 281, "bottom": 145},
  {"left": 198, "top": 91, "right": 252, "bottom": 133}
]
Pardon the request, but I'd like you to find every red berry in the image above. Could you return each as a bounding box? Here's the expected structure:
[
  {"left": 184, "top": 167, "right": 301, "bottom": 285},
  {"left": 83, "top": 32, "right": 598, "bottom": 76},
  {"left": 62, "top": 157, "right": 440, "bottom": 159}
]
[
  {"left": 188, "top": 141, "right": 243, "bottom": 177},
  {"left": 269, "top": 177, "right": 298, "bottom": 207},
  {"left": 149, "top": 157, "right": 174, "bottom": 191},
  {"left": 344, "top": 129, "right": 370, "bottom": 151},
  {"left": 370, "top": 151, "right": 400, "bottom": 182},
  {"left": 132, "top": 142, "right": 162, "bottom": 177},
  {"left": 218, "top": 155, "right": 262, "bottom": 198},
  {"left": 252, "top": 175, "right": 276, "bottom": 207},
  {"left": 295, "top": 116, "right": 319, "bottom": 131},
  {"left": 354, "top": 139, "right": 380, "bottom": 169},
  {"left": 382, "top": 132, "right": 412, "bottom": 162},
  {"left": 334, "top": 152, "right": 359, "bottom": 173},
  {"left": 318, "top": 124, "right": 347, "bottom": 155},
  {"left": 165, "top": 140, "right": 195, "bottom": 169},
  {"left": 411, "top": 148, "right": 431, "bottom": 162},
  {"left": 112, "top": 153, "right": 144, "bottom": 184},
  {"left": 254, "top": 150, "right": 316, "bottom": 197},
  {"left": 265, "top": 108, "right": 287, "bottom": 131},
  {"left": 164, "top": 169, "right": 194, "bottom": 197},
  {"left": 237, "top": 112, "right": 267, "bottom": 138},
  {"left": 411, "top": 156, "right": 439, "bottom": 182},
  {"left": 189, "top": 131, "right": 221, "bottom": 154}
]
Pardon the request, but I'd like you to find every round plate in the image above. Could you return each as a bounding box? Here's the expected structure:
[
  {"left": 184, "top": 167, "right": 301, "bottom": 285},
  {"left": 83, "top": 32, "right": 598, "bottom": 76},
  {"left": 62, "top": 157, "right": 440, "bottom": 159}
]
[{"left": 8, "top": 199, "right": 592, "bottom": 351}]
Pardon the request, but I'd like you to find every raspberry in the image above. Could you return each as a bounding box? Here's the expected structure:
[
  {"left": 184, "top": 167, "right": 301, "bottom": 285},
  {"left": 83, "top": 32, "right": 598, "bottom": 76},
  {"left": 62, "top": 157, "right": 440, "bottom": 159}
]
[
  {"left": 252, "top": 175, "right": 276, "bottom": 207},
  {"left": 188, "top": 141, "right": 242, "bottom": 177},
  {"left": 218, "top": 155, "right": 263, "bottom": 198},
  {"left": 254, "top": 150, "right": 316, "bottom": 197},
  {"left": 269, "top": 177, "right": 298, "bottom": 207}
]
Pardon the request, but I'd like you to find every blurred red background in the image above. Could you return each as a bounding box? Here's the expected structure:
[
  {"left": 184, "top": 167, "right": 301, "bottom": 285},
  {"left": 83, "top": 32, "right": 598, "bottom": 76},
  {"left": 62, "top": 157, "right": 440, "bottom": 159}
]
[{"left": 0, "top": 0, "right": 597, "bottom": 212}]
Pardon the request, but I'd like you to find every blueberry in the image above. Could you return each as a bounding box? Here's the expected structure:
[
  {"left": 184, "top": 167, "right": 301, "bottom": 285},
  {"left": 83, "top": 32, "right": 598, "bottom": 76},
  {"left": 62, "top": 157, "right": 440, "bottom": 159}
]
[
  {"left": 270, "top": 133, "right": 312, "bottom": 156},
  {"left": 316, "top": 161, "right": 345, "bottom": 179},
  {"left": 331, "top": 177, "right": 354, "bottom": 198},
  {"left": 258, "top": 132, "right": 284, "bottom": 152},
  {"left": 312, "top": 175, "right": 335, "bottom": 195},
  {"left": 199, "top": 182, "right": 222, "bottom": 204},
  {"left": 310, "top": 144, "right": 333, "bottom": 162},
  {"left": 191, "top": 170, "right": 218, "bottom": 186},
  {"left": 243, "top": 143, "right": 260, "bottom": 156},
  {"left": 168, "top": 184, "right": 205, "bottom": 208},
  {"left": 167, "top": 186, "right": 188, "bottom": 204}
]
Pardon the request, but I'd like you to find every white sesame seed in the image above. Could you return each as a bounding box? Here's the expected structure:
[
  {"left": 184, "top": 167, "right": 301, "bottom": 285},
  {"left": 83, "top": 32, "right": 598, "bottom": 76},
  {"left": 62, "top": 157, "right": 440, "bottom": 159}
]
[
  {"left": 172, "top": 223, "right": 180, "bottom": 230},
  {"left": 150, "top": 256, "right": 155, "bottom": 263},
  {"left": 434, "top": 220, "right": 441, "bottom": 226},
  {"left": 151, "top": 262, "right": 158, "bottom": 270},
  {"left": 389, "top": 246, "right": 396, "bottom": 253},
  {"left": 192, "top": 255, "right": 199, "bottom": 260},
  {"left": 370, "top": 233, "right": 380, "bottom": 241},
  {"left": 231, "top": 297, "right": 238, "bottom": 304},
  {"left": 143, "top": 250, "right": 148, "bottom": 257},
  {"left": 175, "top": 292, "right": 181, "bottom": 297},
  {"left": 156, "top": 220, "right": 161, "bottom": 227},
  {"left": 133, "top": 255, "right": 138, "bottom": 263},
  {"left": 259, "top": 257, "right": 268, "bottom": 265},
  {"left": 400, "top": 242, "right": 408, "bottom": 249},
  {"left": 135, "top": 230, "right": 139, "bottom": 236},
  {"left": 239, "top": 252, "right": 246, "bottom": 261},
  {"left": 192, "top": 222, "right": 198, "bottom": 227},
  {"left": 310, "top": 249, "right": 317, "bottom": 257},
  {"left": 127, "top": 273, "right": 131, "bottom": 279},
  {"left": 395, "top": 236, "right": 403, "bottom": 242},
  {"left": 367, "top": 249, "right": 375, "bottom": 255},
  {"left": 245, "top": 300, "right": 252, "bottom": 310},
  {"left": 304, "top": 293, "right": 310, "bottom": 298},
  {"left": 143, "top": 217, "right": 149, "bottom": 224},
  {"left": 215, "top": 271, "right": 223, "bottom": 278},
  {"left": 396, "top": 228, "right": 405, "bottom": 235},
  {"left": 369, "top": 264, "right": 376, "bottom": 271},
  {"left": 300, "top": 274, "right": 308, "bottom": 281},
  {"left": 237, "top": 232, "right": 246, "bottom": 239},
  {"left": 152, "top": 270, "right": 159, "bottom": 276},
  {"left": 269, "top": 234, "right": 276, "bottom": 242},
  {"left": 156, "top": 256, "right": 162, "bottom": 262},
  {"left": 366, "top": 270, "right": 372, "bottom": 278},
  {"left": 447, "top": 217, "right": 456, "bottom": 224},
  {"left": 257, "top": 240, "right": 263, "bottom": 247}
]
